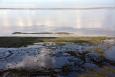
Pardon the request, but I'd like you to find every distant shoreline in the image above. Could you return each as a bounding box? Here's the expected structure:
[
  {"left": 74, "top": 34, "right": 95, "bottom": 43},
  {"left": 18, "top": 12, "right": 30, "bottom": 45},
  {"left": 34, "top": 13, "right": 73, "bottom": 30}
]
[{"left": 12, "top": 32, "right": 72, "bottom": 35}]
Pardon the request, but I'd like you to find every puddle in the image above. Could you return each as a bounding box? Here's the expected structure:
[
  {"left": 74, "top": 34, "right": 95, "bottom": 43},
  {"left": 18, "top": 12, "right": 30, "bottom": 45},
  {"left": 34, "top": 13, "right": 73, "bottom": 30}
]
[{"left": 105, "top": 46, "right": 115, "bottom": 61}]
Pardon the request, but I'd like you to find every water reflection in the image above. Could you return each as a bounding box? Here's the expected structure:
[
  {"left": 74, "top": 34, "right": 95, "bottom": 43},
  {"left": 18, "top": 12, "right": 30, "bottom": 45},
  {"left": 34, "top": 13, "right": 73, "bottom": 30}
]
[
  {"left": 105, "top": 46, "right": 115, "bottom": 61},
  {"left": 7, "top": 48, "right": 53, "bottom": 70},
  {"left": 0, "top": 41, "right": 115, "bottom": 77}
]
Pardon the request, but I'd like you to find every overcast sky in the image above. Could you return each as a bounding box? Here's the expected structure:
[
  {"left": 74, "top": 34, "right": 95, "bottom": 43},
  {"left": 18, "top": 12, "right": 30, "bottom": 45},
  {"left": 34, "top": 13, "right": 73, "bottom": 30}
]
[
  {"left": 0, "top": 0, "right": 115, "bottom": 8},
  {"left": 0, "top": 0, "right": 115, "bottom": 36}
]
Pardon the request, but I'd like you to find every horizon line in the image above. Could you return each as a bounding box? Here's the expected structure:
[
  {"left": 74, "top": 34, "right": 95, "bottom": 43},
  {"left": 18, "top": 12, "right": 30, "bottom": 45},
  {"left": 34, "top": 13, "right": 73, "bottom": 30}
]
[{"left": 0, "top": 7, "right": 115, "bottom": 10}]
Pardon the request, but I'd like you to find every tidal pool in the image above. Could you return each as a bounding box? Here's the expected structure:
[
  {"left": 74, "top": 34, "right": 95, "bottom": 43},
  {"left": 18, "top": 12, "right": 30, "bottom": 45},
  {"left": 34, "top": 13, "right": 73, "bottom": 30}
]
[{"left": 0, "top": 42, "right": 115, "bottom": 77}]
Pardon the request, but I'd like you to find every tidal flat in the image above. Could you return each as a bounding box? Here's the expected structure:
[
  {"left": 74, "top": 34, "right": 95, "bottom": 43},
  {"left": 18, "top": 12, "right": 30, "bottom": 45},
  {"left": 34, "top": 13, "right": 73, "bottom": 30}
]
[{"left": 0, "top": 37, "right": 115, "bottom": 77}]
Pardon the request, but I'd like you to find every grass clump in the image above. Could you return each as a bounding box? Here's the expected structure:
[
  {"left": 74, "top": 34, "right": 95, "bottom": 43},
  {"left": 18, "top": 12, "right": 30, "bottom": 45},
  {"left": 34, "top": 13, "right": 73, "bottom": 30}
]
[
  {"left": 43, "top": 37, "right": 107, "bottom": 45},
  {"left": 0, "top": 36, "right": 108, "bottom": 47}
]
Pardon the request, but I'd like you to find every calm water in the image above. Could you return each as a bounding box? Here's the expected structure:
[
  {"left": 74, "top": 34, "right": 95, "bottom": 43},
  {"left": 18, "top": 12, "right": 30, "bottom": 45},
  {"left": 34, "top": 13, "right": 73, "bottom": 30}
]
[{"left": 0, "top": 9, "right": 115, "bottom": 36}]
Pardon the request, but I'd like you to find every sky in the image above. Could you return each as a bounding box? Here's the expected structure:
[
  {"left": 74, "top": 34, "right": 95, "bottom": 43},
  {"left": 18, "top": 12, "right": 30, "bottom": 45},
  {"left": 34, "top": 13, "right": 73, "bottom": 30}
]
[{"left": 0, "top": 0, "right": 115, "bottom": 36}]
